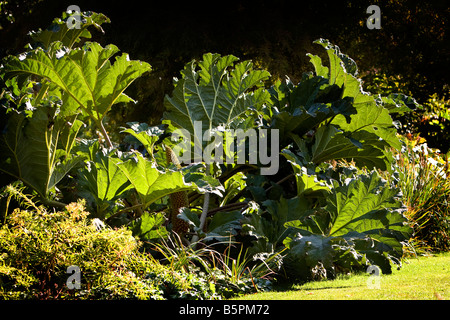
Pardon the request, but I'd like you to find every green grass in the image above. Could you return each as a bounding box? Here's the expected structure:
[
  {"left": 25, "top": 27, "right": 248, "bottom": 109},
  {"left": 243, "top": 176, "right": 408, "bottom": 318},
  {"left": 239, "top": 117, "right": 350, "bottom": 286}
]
[{"left": 234, "top": 252, "right": 450, "bottom": 300}]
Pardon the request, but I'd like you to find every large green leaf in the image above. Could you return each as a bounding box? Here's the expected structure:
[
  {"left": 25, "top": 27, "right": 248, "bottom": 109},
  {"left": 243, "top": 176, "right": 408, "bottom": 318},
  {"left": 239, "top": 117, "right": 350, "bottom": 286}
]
[
  {"left": 129, "top": 212, "right": 169, "bottom": 241},
  {"left": 283, "top": 234, "right": 335, "bottom": 281},
  {"left": 76, "top": 142, "right": 132, "bottom": 218},
  {"left": 269, "top": 39, "right": 402, "bottom": 171},
  {"left": 163, "top": 53, "right": 270, "bottom": 141},
  {"left": 268, "top": 40, "right": 401, "bottom": 170},
  {"left": 327, "top": 173, "right": 398, "bottom": 234},
  {"left": 331, "top": 103, "right": 401, "bottom": 152},
  {"left": 284, "top": 170, "right": 412, "bottom": 274},
  {"left": 308, "top": 39, "right": 401, "bottom": 152},
  {"left": 307, "top": 39, "right": 370, "bottom": 109},
  {"left": 269, "top": 74, "right": 356, "bottom": 143},
  {"left": 116, "top": 154, "right": 223, "bottom": 209},
  {"left": 282, "top": 231, "right": 387, "bottom": 281},
  {"left": 309, "top": 125, "right": 389, "bottom": 169},
  {"left": 325, "top": 172, "right": 412, "bottom": 256},
  {"left": 242, "top": 196, "right": 311, "bottom": 255},
  {"left": 269, "top": 74, "right": 329, "bottom": 112},
  {"left": 205, "top": 210, "right": 243, "bottom": 241},
  {"left": 287, "top": 172, "right": 410, "bottom": 238},
  {"left": 121, "top": 122, "right": 167, "bottom": 162},
  {"left": 116, "top": 154, "right": 193, "bottom": 209},
  {"left": 0, "top": 106, "right": 82, "bottom": 204},
  {"left": 2, "top": 41, "right": 151, "bottom": 127},
  {"left": 282, "top": 149, "right": 329, "bottom": 197}
]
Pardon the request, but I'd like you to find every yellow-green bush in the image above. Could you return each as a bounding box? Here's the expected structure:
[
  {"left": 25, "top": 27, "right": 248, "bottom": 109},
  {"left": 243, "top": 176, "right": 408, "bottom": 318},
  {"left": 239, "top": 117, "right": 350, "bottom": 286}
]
[{"left": 0, "top": 198, "right": 218, "bottom": 299}]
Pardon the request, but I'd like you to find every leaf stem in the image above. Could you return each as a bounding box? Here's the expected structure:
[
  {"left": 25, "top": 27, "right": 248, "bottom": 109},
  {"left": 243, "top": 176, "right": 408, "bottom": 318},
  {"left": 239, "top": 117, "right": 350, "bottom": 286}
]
[
  {"left": 99, "top": 120, "right": 113, "bottom": 148},
  {"left": 40, "top": 197, "right": 67, "bottom": 209},
  {"left": 206, "top": 202, "right": 248, "bottom": 216},
  {"left": 191, "top": 163, "right": 212, "bottom": 247},
  {"left": 199, "top": 192, "right": 210, "bottom": 231}
]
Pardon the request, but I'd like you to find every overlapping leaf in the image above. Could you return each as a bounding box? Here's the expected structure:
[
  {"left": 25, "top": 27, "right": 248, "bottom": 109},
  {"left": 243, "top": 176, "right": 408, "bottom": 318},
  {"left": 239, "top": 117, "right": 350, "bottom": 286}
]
[
  {"left": 308, "top": 39, "right": 402, "bottom": 152},
  {"left": 129, "top": 212, "right": 169, "bottom": 240},
  {"left": 309, "top": 125, "right": 389, "bottom": 169},
  {"left": 116, "top": 154, "right": 192, "bottom": 209},
  {"left": 76, "top": 142, "right": 132, "bottom": 217},
  {"left": 269, "top": 74, "right": 356, "bottom": 143},
  {"left": 284, "top": 170, "right": 412, "bottom": 275},
  {"left": 326, "top": 172, "right": 412, "bottom": 252},
  {"left": 121, "top": 122, "right": 166, "bottom": 160},
  {"left": 0, "top": 106, "right": 82, "bottom": 202},
  {"left": 163, "top": 53, "right": 270, "bottom": 141},
  {"left": 2, "top": 41, "right": 151, "bottom": 125},
  {"left": 269, "top": 39, "right": 404, "bottom": 170},
  {"left": 116, "top": 154, "right": 223, "bottom": 209}
]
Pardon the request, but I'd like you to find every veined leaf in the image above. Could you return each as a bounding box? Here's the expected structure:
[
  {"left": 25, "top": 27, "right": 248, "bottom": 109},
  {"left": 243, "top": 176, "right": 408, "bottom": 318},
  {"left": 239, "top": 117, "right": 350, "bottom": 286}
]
[
  {"left": 310, "top": 125, "right": 389, "bottom": 170},
  {"left": 308, "top": 39, "right": 370, "bottom": 109},
  {"left": 163, "top": 53, "right": 270, "bottom": 140},
  {"left": 331, "top": 102, "right": 402, "bottom": 152},
  {"left": 116, "top": 154, "right": 193, "bottom": 209},
  {"left": 283, "top": 171, "right": 412, "bottom": 277},
  {"left": 326, "top": 172, "right": 409, "bottom": 240},
  {"left": 77, "top": 143, "right": 132, "bottom": 218},
  {"left": 116, "top": 154, "right": 222, "bottom": 209},
  {"left": 129, "top": 212, "right": 169, "bottom": 240},
  {"left": 281, "top": 149, "right": 329, "bottom": 196},
  {"left": 269, "top": 74, "right": 356, "bottom": 143},
  {"left": 242, "top": 196, "right": 311, "bottom": 253},
  {"left": 2, "top": 41, "right": 151, "bottom": 127},
  {"left": 286, "top": 171, "right": 412, "bottom": 259},
  {"left": 0, "top": 106, "right": 82, "bottom": 203},
  {"left": 307, "top": 39, "right": 401, "bottom": 152},
  {"left": 121, "top": 122, "right": 166, "bottom": 160}
]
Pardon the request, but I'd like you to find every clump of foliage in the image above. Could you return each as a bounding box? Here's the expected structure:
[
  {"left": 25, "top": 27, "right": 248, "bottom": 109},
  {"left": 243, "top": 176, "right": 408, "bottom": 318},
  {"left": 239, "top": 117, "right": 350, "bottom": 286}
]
[
  {"left": 362, "top": 69, "right": 450, "bottom": 154},
  {"left": 0, "top": 186, "right": 269, "bottom": 299},
  {"left": 386, "top": 136, "right": 450, "bottom": 253},
  {"left": 412, "top": 91, "right": 450, "bottom": 154},
  {"left": 0, "top": 9, "right": 422, "bottom": 297},
  {"left": 162, "top": 38, "right": 414, "bottom": 282},
  {"left": 0, "top": 190, "right": 184, "bottom": 299},
  {"left": 0, "top": 11, "right": 150, "bottom": 207}
]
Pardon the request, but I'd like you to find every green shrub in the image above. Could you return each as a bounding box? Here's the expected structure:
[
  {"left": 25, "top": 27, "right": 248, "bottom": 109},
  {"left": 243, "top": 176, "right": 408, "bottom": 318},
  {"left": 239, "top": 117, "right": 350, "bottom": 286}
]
[
  {"left": 0, "top": 193, "right": 220, "bottom": 299},
  {"left": 0, "top": 186, "right": 272, "bottom": 299}
]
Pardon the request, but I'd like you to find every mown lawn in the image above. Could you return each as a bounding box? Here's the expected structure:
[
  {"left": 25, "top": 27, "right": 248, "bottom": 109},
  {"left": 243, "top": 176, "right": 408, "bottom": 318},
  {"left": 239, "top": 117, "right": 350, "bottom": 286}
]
[{"left": 234, "top": 252, "right": 450, "bottom": 300}]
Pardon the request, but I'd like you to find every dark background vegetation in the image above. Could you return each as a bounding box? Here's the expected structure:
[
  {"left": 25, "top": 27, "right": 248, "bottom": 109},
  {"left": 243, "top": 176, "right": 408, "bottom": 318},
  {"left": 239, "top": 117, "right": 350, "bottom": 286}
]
[{"left": 1, "top": 0, "right": 449, "bottom": 149}]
